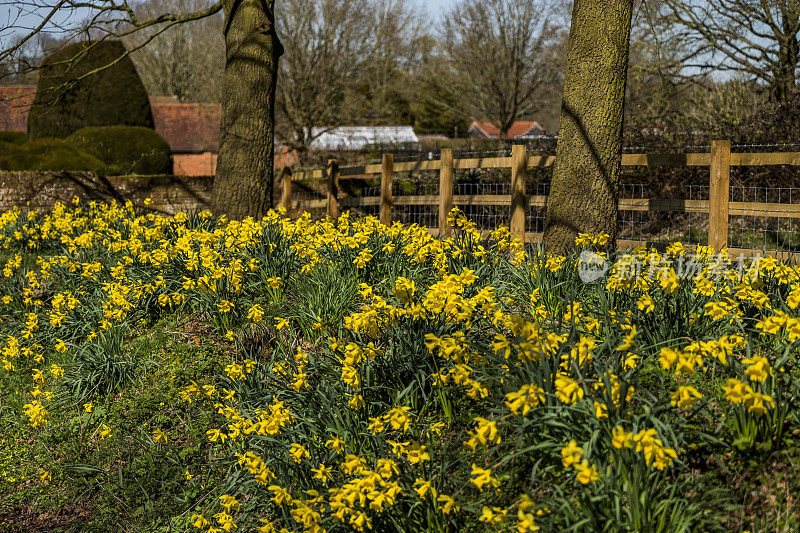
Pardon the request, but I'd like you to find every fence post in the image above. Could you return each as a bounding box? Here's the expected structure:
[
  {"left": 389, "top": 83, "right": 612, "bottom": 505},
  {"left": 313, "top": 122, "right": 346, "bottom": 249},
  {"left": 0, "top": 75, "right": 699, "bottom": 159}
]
[
  {"left": 438, "top": 149, "right": 454, "bottom": 236},
  {"left": 380, "top": 153, "right": 394, "bottom": 225},
  {"left": 510, "top": 144, "right": 528, "bottom": 242},
  {"left": 327, "top": 158, "right": 340, "bottom": 219},
  {"left": 280, "top": 166, "right": 292, "bottom": 216},
  {"left": 709, "top": 140, "right": 731, "bottom": 251}
]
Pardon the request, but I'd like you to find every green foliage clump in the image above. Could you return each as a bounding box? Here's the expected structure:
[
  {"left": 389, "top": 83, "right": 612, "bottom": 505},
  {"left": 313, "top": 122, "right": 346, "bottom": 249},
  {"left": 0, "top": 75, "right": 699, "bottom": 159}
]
[
  {"left": 66, "top": 126, "right": 172, "bottom": 175},
  {"left": 0, "top": 126, "right": 171, "bottom": 174},
  {"left": 61, "top": 329, "right": 141, "bottom": 400},
  {"left": 28, "top": 40, "right": 154, "bottom": 139},
  {"left": 0, "top": 138, "right": 105, "bottom": 172},
  {"left": 0, "top": 131, "right": 27, "bottom": 145}
]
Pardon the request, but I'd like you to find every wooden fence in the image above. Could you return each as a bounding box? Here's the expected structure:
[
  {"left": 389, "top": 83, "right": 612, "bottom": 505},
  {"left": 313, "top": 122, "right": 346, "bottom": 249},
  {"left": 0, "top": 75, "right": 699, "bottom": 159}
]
[{"left": 281, "top": 140, "right": 800, "bottom": 257}]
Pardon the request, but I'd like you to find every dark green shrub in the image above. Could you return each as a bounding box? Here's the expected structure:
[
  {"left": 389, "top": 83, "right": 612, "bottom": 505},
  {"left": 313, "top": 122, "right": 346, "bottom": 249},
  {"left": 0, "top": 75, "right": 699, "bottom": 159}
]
[
  {"left": 28, "top": 40, "right": 153, "bottom": 139},
  {"left": 0, "top": 138, "right": 106, "bottom": 172},
  {"left": 67, "top": 126, "right": 172, "bottom": 175},
  {"left": 0, "top": 131, "right": 27, "bottom": 144}
]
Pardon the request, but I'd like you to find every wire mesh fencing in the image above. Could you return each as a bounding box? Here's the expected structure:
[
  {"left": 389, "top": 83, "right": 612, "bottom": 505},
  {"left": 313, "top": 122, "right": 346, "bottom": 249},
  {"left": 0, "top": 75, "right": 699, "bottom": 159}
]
[
  {"left": 347, "top": 186, "right": 380, "bottom": 219},
  {"left": 453, "top": 182, "right": 510, "bottom": 232},
  {"left": 617, "top": 183, "right": 647, "bottom": 242},
  {"left": 614, "top": 183, "right": 709, "bottom": 246},
  {"left": 289, "top": 144, "right": 800, "bottom": 258},
  {"left": 392, "top": 178, "right": 438, "bottom": 229},
  {"left": 729, "top": 186, "right": 800, "bottom": 255},
  {"left": 295, "top": 176, "right": 719, "bottom": 249},
  {"left": 526, "top": 181, "right": 549, "bottom": 240},
  {"left": 340, "top": 178, "right": 712, "bottom": 246},
  {"left": 685, "top": 184, "right": 710, "bottom": 246},
  {"left": 292, "top": 186, "right": 326, "bottom": 221}
]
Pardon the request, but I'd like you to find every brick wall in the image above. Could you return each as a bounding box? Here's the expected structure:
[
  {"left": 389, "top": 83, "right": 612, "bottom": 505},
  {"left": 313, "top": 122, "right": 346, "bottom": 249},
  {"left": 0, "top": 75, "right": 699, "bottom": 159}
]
[
  {"left": 171, "top": 149, "right": 295, "bottom": 176},
  {"left": 0, "top": 171, "right": 213, "bottom": 214},
  {"left": 173, "top": 152, "right": 218, "bottom": 176}
]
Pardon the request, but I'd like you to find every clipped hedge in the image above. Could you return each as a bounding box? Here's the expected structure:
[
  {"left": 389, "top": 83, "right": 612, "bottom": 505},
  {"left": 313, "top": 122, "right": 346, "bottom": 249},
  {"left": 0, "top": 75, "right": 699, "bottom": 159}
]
[
  {"left": 0, "top": 138, "right": 105, "bottom": 172},
  {"left": 0, "top": 132, "right": 27, "bottom": 145},
  {"left": 28, "top": 40, "right": 153, "bottom": 139},
  {"left": 67, "top": 126, "right": 172, "bottom": 175}
]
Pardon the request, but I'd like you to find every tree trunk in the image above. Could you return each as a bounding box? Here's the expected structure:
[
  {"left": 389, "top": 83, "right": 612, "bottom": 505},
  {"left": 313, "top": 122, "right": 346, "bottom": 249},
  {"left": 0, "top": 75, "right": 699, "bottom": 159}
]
[
  {"left": 212, "top": 0, "right": 282, "bottom": 219},
  {"left": 543, "top": 0, "right": 634, "bottom": 254},
  {"left": 774, "top": 10, "right": 799, "bottom": 104}
]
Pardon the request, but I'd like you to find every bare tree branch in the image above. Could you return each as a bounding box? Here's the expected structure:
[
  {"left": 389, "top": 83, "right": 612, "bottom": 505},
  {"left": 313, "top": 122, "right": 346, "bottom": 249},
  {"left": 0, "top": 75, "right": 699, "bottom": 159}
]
[
  {"left": 439, "top": 0, "right": 561, "bottom": 139},
  {"left": 0, "top": 0, "right": 223, "bottom": 87},
  {"left": 661, "top": 0, "right": 800, "bottom": 102}
]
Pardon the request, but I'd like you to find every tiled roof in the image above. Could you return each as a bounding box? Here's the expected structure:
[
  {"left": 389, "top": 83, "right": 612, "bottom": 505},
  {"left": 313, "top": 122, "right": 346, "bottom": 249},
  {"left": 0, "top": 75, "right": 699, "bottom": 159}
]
[
  {"left": 150, "top": 102, "right": 221, "bottom": 153},
  {"left": 0, "top": 85, "right": 35, "bottom": 133},
  {"left": 469, "top": 121, "right": 546, "bottom": 139},
  {"left": 149, "top": 95, "right": 179, "bottom": 104}
]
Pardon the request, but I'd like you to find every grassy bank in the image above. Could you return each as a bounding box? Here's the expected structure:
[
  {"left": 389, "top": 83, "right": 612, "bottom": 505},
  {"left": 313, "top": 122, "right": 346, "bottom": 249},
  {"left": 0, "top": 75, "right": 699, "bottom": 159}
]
[{"left": 1, "top": 202, "right": 799, "bottom": 532}]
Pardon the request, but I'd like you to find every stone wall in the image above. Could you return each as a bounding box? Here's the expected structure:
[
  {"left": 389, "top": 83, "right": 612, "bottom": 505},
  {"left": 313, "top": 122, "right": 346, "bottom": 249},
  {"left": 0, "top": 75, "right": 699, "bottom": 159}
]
[{"left": 0, "top": 171, "right": 213, "bottom": 214}]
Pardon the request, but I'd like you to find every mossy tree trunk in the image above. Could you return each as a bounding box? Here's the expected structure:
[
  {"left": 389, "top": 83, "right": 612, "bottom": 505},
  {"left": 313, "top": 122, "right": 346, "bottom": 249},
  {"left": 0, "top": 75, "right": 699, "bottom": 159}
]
[
  {"left": 543, "top": 0, "right": 634, "bottom": 254},
  {"left": 212, "top": 0, "right": 282, "bottom": 219}
]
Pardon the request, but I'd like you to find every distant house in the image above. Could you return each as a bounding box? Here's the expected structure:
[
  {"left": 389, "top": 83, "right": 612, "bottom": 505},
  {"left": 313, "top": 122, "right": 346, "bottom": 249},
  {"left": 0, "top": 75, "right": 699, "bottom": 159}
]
[
  {"left": 467, "top": 121, "right": 547, "bottom": 140},
  {"left": 309, "top": 126, "right": 419, "bottom": 151}
]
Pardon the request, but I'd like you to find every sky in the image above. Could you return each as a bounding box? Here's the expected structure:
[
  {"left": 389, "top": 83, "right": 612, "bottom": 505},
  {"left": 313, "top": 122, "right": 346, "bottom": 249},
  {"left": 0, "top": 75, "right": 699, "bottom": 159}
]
[
  {"left": 0, "top": 0, "right": 458, "bottom": 60},
  {"left": 421, "top": 0, "right": 459, "bottom": 19},
  {"left": 0, "top": 0, "right": 462, "bottom": 44}
]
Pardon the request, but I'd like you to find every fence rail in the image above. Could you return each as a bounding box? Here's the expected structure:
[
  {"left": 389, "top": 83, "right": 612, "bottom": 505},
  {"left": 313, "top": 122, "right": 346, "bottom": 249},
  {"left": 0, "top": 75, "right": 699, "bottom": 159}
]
[
  {"left": 280, "top": 141, "right": 800, "bottom": 258},
  {"left": 290, "top": 151, "right": 800, "bottom": 181}
]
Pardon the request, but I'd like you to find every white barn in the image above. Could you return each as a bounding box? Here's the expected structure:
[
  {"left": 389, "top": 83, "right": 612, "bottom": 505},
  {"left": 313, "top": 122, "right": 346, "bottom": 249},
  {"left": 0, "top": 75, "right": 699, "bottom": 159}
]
[{"left": 309, "top": 126, "right": 419, "bottom": 150}]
